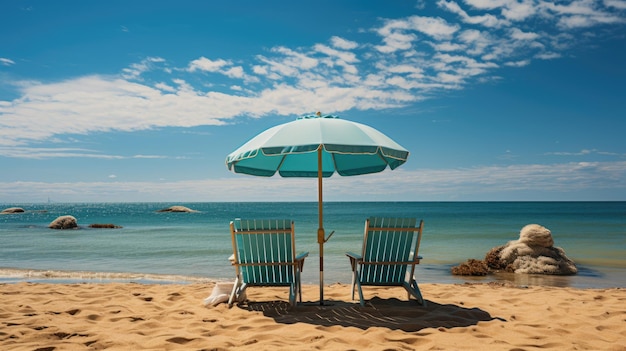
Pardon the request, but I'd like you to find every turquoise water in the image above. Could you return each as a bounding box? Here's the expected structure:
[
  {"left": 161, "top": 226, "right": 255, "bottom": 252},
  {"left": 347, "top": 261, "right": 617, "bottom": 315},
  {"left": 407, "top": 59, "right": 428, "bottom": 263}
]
[{"left": 1, "top": 202, "right": 625, "bottom": 288}]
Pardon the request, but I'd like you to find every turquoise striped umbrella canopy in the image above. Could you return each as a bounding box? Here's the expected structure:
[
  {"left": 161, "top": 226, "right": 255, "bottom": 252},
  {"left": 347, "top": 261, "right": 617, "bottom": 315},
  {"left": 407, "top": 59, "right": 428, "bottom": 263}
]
[
  {"left": 225, "top": 113, "right": 409, "bottom": 304},
  {"left": 226, "top": 114, "right": 408, "bottom": 177}
]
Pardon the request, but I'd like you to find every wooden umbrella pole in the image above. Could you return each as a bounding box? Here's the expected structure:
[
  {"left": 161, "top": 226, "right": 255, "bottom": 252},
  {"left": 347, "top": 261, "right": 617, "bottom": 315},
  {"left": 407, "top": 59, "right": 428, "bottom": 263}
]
[{"left": 317, "top": 146, "right": 325, "bottom": 305}]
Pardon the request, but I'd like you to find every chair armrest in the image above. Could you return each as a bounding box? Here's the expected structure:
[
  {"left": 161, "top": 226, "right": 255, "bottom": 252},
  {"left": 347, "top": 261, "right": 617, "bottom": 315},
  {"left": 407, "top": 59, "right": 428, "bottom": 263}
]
[
  {"left": 346, "top": 252, "right": 362, "bottom": 272},
  {"left": 296, "top": 252, "right": 309, "bottom": 261},
  {"left": 295, "top": 252, "right": 309, "bottom": 272},
  {"left": 345, "top": 252, "right": 362, "bottom": 260}
]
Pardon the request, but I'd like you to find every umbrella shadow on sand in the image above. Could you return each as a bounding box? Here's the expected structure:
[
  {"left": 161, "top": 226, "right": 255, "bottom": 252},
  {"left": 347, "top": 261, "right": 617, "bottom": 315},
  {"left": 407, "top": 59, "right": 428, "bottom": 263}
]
[{"left": 241, "top": 298, "right": 504, "bottom": 332}]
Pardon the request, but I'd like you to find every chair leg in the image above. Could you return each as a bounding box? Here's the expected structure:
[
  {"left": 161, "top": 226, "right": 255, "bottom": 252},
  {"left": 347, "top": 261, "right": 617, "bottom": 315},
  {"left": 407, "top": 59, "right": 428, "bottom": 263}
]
[
  {"left": 297, "top": 269, "right": 303, "bottom": 302},
  {"left": 351, "top": 271, "right": 356, "bottom": 300},
  {"left": 404, "top": 279, "right": 425, "bottom": 306},
  {"left": 228, "top": 276, "right": 241, "bottom": 307},
  {"left": 349, "top": 258, "right": 357, "bottom": 300},
  {"left": 354, "top": 269, "right": 365, "bottom": 306},
  {"left": 289, "top": 283, "right": 296, "bottom": 307}
]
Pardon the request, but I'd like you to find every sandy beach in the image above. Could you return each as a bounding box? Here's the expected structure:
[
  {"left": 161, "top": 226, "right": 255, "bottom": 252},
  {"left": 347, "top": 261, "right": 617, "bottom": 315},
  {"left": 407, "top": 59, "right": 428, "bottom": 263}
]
[{"left": 1, "top": 281, "right": 624, "bottom": 351}]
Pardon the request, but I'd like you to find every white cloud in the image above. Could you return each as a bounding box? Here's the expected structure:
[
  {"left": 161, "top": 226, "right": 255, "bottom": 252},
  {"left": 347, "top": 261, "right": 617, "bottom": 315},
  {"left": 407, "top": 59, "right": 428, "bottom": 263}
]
[
  {"left": 504, "top": 59, "right": 530, "bottom": 67},
  {"left": 121, "top": 57, "right": 165, "bottom": 79},
  {"left": 535, "top": 52, "right": 561, "bottom": 60},
  {"left": 408, "top": 15, "right": 460, "bottom": 39},
  {"left": 0, "top": 145, "right": 173, "bottom": 159},
  {"left": 255, "top": 47, "right": 319, "bottom": 80},
  {"left": 0, "top": 58, "right": 15, "bottom": 66},
  {"left": 540, "top": 0, "right": 625, "bottom": 29},
  {"left": 1, "top": 2, "right": 625, "bottom": 151},
  {"left": 314, "top": 44, "right": 359, "bottom": 64},
  {"left": 224, "top": 66, "right": 244, "bottom": 79},
  {"left": 374, "top": 15, "right": 459, "bottom": 53},
  {"left": 431, "top": 41, "right": 465, "bottom": 52},
  {"left": 0, "top": 75, "right": 237, "bottom": 146},
  {"left": 457, "top": 29, "right": 494, "bottom": 55},
  {"left": 545, "top": 148, "right": 622, "bottom": 157},
  {"left": 438, "top": 0, "right": 507, "bottom": 27},
  {"left": 155, "top": 82, "right": 176, "bottom": 92},
  {"left": 187, "top": 57, "right": 230, "bottom": 72},
  {"left": 605, "top": 0, "right": 626, "bottom": 9},
  {"left": 387, "top": 64, "right": 425, "bottom": 76},
  {"left": 273, "top": 47, "right": 319, "bottom": 69},
  {"left": 313, "top": 44, "right": 359, "bottom": 75},
  {"left": 2, "top": 161, "right": 624, "bottom": 202},
  {"left": 509, "top": 28, "right": 539, "bottom": 41},
  {"left": 375, "top": 27, "right": 418, "bottom": 53},
  {"left": 461, "top": 0, "right": 537, "bottom": 21},
  {"left": 330, "top": 36, "right": 358, "bottom": 50},
  {"left": 501, "top": 1, "right": 536, "bottom": 21}
]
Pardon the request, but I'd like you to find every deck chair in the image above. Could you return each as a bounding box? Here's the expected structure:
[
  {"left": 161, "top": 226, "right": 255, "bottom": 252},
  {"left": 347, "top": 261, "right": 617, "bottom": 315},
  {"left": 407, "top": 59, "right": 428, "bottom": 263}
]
[
  {"left": 228, "top": 219, "right": 309, "bottom": 307},
  {"left": 346, "top": 217, "right": 425, "bottom": 306}
]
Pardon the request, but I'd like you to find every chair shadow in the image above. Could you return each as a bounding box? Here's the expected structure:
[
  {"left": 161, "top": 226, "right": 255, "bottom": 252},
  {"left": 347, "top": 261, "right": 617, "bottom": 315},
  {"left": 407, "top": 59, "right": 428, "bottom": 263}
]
[{"left": 240, "top": 297, "right": 504, "bottom": 332}]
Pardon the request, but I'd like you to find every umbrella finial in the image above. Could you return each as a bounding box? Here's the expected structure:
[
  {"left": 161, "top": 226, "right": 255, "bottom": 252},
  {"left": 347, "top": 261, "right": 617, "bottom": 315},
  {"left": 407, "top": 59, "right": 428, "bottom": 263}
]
[{"left": 298, "top": 112, "right": 339, "bottom": 120}]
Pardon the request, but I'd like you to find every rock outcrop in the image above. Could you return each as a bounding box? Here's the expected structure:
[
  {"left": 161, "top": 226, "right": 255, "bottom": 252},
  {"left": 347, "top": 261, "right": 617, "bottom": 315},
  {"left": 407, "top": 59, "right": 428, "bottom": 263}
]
[
  {"left": 49, "top": 215, "right": 78, "bottom": 229},
  {"left": 452, "top": 224, "right": 577, "bottom": 276},
  {"left": 451, "top": 259, "right": 489, "bottom": 276},
  {"left": 488, "top": 224, "right": 577, "bottom": 275},
  {"left": 88, "top": 223, "right": 123, "bottom": 229},
  {"left": 1, "top": 207, "right": 25, "bottom": 214},
  {"left": 156, "top": 206, "right": 198, "bottom": 213}
]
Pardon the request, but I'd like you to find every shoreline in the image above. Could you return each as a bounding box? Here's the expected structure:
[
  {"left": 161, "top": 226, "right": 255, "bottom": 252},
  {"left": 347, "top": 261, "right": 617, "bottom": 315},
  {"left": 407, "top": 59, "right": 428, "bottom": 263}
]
[
  {"left": 1, "top": 281, "right": 624, "bottom": 350},
  {"left": 2, "top": 263, "right": 626, "bottom": 289}
]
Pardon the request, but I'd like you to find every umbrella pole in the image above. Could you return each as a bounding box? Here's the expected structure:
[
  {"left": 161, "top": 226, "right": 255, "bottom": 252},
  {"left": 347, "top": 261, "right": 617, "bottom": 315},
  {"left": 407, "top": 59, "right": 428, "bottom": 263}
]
[{"left": 317, "top": 147, "right": 325, "bottom": 305}]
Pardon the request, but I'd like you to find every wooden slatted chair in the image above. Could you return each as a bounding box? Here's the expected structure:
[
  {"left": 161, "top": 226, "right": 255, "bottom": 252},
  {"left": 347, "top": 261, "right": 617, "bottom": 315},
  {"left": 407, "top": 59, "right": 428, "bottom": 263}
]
[
  {"left": 346, "top": 217, "right": 425, "bottom": 306},
  {"left": 228, "top": 219, "right": 309, "bottom": 307}
]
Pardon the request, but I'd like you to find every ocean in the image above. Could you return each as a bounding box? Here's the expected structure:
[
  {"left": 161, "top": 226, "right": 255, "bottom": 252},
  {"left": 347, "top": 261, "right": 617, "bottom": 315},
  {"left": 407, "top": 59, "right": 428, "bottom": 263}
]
[{"left": 1, "top": 202, "right": 625, "bottom": 288}]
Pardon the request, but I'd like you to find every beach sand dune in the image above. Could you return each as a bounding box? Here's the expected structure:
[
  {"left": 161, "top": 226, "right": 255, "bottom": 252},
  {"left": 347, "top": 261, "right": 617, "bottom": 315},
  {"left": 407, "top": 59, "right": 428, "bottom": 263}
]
[{"left": 1, "top": 282, "right": 624, "bottom": 350}]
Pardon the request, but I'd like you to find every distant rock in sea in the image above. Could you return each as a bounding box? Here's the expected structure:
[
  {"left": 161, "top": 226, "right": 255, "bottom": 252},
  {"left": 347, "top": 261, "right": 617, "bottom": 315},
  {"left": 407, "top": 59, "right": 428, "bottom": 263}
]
[
  {"left": 1, "top": 207, "right": 25, "bottom": 214},
  {"left": 49, "top": 215, "right": 78, "bottom": 230},
  {"left": 452, "top": 224, "right": 577, "bottom": 276},
  {"left": 89, "top": 223, "right": 123, "bottom": 229},
  {"left": 156, "top": 206, "right": 198, "bottom": 213}
]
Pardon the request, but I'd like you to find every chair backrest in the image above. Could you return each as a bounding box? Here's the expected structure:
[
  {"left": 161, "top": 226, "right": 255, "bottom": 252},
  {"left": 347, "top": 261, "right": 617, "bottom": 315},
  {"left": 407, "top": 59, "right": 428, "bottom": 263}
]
[
  {"left": 230, "top": 219, "right": 296, "bottom": 285},
  {"left": 360, "top": 217, "right": 423, "bottom": 285}
]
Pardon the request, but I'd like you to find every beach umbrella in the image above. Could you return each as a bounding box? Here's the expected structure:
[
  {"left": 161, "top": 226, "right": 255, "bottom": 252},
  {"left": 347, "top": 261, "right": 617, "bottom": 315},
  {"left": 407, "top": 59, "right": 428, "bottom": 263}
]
[{"left": 225, "top": 112, "right": 409, "bottom": 304}]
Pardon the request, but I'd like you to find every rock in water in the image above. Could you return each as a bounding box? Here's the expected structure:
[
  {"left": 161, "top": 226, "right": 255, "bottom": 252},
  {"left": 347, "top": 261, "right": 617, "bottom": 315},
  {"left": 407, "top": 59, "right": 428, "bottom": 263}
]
[
  {"left": 49, "top": 215, "right": 78, "bottom": 229},
  {"left": 454, "top": 224, "right": 577, "bottom": 276},
  {"left": 1, "top": 207, "right": 25, "bottom": 214},
  {"left": 156, "top": 206, "right": 197, "bottom": 213},
  {"left": 496, "top": 224, "right": 577, "bottom": 275},
  {"left": 89, "top": 223, "right": 122, "bottom": 229},
  {"left": 518, "top": 224, "right": 554, "bottom": 247},
  {"left": 451, "top": 259, "right": 489, "bottom": 276}
]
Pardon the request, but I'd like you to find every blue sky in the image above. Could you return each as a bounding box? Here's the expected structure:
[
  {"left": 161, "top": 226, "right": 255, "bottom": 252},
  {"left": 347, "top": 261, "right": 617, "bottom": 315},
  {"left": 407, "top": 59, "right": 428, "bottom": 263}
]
[{"left": 1, "top": 0, "right": 625, "bottom": 202}]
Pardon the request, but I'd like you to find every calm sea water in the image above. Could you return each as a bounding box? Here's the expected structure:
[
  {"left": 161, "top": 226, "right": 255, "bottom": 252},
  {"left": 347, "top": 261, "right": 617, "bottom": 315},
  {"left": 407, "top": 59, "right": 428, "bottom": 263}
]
[{"left": 1, "top": 202, "right": 625, "bottom": 288}]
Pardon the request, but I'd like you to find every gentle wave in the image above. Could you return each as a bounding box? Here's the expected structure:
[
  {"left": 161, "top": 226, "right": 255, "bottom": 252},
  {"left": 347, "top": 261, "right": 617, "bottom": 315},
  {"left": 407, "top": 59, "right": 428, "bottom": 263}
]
[{"left": 0, "top": 268, "right": 219, "bottom": 284}]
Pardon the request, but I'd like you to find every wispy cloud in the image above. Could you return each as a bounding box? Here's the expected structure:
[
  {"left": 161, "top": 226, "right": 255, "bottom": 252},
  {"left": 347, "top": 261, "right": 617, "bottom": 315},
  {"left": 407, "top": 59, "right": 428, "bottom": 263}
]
[
  {"left": 0, "top": 58, "right": 15, "bottom": 66},
  {"left": 545, "top": 149, "right": 623, "bottom": 157},
  {"left": 0, "top": 146, "right": 173, "bottom": 159}
]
